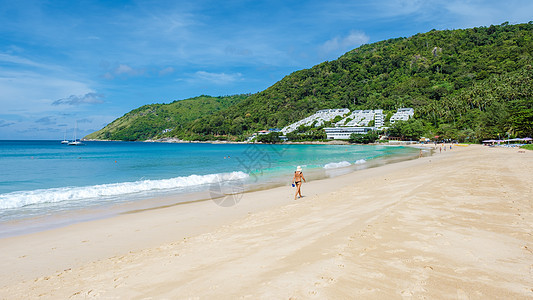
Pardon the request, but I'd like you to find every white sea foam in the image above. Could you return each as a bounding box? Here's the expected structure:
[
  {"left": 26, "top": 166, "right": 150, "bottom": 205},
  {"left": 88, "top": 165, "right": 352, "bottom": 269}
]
[
  {"left": 0, "top": 171, "right": 249, "bottom": 210},
  {"left": 323, "top": 159, "right": 367, "bottom": 169},
  {"left": 323, "top": 161, "right": 351, "bottom": 169}
]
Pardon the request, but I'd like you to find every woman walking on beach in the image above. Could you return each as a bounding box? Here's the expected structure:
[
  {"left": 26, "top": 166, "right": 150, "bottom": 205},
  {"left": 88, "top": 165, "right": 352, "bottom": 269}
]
[{"left": 292, "top": 166, "right": 306, "bottom": 200}]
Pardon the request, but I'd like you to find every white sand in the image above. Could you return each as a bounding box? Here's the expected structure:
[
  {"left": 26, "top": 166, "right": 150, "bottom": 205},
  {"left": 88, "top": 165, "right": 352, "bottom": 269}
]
[{"left": 0, "top": 144, "right": 532, "bottom": 299}]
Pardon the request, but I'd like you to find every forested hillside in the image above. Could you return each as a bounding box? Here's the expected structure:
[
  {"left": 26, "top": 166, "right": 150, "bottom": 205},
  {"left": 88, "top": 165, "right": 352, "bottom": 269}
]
[
  {"left": 88, "top": 22, "right": 533, "bottom": 142},
  {"left": 84, "top": 95, "right": 248, "bottom": 141}
]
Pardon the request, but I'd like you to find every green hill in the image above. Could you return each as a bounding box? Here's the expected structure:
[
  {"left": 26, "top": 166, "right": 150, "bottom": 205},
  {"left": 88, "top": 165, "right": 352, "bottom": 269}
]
[
  {"left": 88, "top": 22, "right": 533, "bottom": 142},
  {"left": 84, "top": 94, "right": 248, "bottom": 141}
]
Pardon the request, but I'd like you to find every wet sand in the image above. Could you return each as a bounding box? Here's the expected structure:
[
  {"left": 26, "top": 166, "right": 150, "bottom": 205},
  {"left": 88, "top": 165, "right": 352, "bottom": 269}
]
[{"left": 0, "top": 144, "right": 531, "bottom": 299}]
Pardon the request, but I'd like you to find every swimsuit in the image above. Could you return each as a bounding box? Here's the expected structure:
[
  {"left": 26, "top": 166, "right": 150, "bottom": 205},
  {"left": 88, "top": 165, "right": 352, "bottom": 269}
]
[{"left": 295, "top": 172, "right": 303, "bottom": 184}]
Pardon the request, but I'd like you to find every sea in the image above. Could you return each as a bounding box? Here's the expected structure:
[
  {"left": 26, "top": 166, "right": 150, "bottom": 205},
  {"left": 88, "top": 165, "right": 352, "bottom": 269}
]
[{"left": 0, "top": 140, "right": 420, "bottom": 237}]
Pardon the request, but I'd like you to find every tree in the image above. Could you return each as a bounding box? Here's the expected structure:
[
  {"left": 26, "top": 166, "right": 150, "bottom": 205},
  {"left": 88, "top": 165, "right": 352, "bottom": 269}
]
[
  {"left": 349, "top": 131, "right": 379, "bottom": 144},
  {"left": 388, "top": 119, "right": 425, "bottom": 140},
  {"left": 256, "top": 132, "right": 282, "bottom": 143}
]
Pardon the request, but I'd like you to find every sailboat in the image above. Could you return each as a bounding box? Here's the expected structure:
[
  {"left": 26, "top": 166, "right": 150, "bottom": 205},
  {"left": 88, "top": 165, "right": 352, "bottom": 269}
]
[
  {"left": 68, "top": 122, "right": 84, "bottom": 146},
  {"left": 61, "top": 129, "right": 69, "bottom": 144}
]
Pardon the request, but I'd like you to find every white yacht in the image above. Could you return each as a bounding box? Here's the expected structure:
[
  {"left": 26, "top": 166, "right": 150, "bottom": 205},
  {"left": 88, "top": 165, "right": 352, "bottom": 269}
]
[
  {"left": 68, "top": 122, "right": 84, "bottom": 146},
  {"left": 61, "top": 129, "right": 69, "bottom": 144}
]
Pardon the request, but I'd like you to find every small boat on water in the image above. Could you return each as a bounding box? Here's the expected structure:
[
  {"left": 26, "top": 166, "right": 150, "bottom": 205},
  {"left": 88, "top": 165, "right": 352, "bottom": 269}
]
[
  {"left": 68, "top": 122, "right": 84, "bottom": 146},
  {"left": 61, "top": 129, "right": 69, "bottom": 144},
  {"left": 68, "top": 140, "right": 84, "bottom": 146}
]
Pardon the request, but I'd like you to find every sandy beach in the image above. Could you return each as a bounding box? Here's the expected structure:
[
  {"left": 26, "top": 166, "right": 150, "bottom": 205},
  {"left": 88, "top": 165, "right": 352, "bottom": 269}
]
[{"left": 0, "top": 144, "right": 532, "bottom": 299}]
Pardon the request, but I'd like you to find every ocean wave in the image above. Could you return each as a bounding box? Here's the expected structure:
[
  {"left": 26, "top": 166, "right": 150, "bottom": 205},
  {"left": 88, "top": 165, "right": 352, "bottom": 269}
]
[
  {"left": 323, "top": 161, "right": 351, "bottom": 169},
  {"left": 323, "top": 159, "right": 367, "bottom": 169},
  {"left": 0, "top": 171, "right": 249, "bottom": 210}
]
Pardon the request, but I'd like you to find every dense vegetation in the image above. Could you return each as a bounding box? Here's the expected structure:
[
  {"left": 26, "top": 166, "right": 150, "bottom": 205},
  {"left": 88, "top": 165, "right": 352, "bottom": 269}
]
[
  {"left": 349, "top": 131, "right": 380, "bottom": 144},
  {"left": 521, "top": 144, "right": 533, "bottom": 150},
  {"left": 88, "top": 22, "right": 533, "bottom": 142},
  {"left": 84, "top": 95, "right": 248, "bottom": 141},
  {"left": 256, "top": 132, "right": 282, "bottom": 143}
]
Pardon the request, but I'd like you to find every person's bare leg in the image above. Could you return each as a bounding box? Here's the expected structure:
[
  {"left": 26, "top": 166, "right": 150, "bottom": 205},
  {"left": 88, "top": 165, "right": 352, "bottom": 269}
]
[{"left": 295, "top": 183, "right": 302, "bottom": 199}]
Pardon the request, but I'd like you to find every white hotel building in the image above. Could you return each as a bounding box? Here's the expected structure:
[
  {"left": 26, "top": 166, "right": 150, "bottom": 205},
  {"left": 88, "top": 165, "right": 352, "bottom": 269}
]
[
  {"left": 276, "top": 107, "right": 414, "bottom": 140},
  {"left": 324, "top": 108, "right": 414, "bottom": 140},
  {"left": 324, "top": 127, "right": 375, "bottom": 139},
  {"left": 390, "top": 108, "right": 414, "bottom": 124}
]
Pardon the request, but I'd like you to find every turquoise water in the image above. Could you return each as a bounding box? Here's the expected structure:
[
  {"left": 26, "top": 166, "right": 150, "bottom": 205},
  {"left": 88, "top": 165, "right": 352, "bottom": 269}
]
[{"left": 0, "top": 141, "right": 418, "bottom": 234}]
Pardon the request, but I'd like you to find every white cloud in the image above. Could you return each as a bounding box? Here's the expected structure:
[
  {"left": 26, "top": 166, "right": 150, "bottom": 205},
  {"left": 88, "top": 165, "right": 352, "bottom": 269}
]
[
  {"left": 224, "top": 46, "right": 253, "bottom": 57},
  {"left": 440, "top": 0, "right": 533, "bottom": 28},
  {"left": 115, "top": 64, "right": 135, "bottom": 75},
  {"left": 320, "top": 31, "right": 370, "bottom": 57},
  {"left": 35, "top": 116, "right": 56, "bottom": 125},
  {"left": 52, "top": 92, "right": 104, "bottom": 106},
  {"left": 366, "top": 0, "right": 533, "bottom": 28},
  {"left": 376, "top": 0, "right": 425, "bottom": 17},
  {"left": 0, "top": 120, "right": 15, "bottom": 127},
  {"left": 0, "top": 70, "right": 94, "bottom": 113},
  {"left": 0, "top": 53, "right": 55, "bottom": 70},
  {"left": 191, "top": 71, "right": 243, "bottom": 85},
  {"left": 103, "top": 64, "right": 145, "bottom": 79},
  {"left": 159, "top": 66, "right": 174, "bottom": 76}
]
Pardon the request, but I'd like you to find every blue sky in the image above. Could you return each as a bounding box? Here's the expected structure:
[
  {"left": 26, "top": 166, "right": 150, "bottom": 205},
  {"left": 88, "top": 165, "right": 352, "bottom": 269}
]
[{"left": 0, "top": 0, "right": 531, "bottom": 140}]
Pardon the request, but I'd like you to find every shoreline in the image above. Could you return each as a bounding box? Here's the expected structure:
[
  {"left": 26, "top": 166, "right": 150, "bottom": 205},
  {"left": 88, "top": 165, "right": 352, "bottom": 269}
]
[
  {"left": 84, "top": 137, "right": 422, "bottom": 146},
  {"left": 0, "top": 143, "right": 420, "bottom": 239},
  {"left": 85, "top": 138, "right": 352, "bottom": 145},
  {"left": 0, "top": 145, "right": 429, "bottom": 284},
  {"left": 1, "top": 144, "right": 531, "bottom": 298}
]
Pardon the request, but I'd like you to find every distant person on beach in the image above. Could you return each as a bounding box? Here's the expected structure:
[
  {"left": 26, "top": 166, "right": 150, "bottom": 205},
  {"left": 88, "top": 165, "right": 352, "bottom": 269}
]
[{"left": 292, "top": 166, "right": 306, "bottom": 200}]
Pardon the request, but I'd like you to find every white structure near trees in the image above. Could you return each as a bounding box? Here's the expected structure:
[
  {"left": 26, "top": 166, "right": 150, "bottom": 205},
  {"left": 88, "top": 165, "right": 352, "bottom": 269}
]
[
  {"left": 325, "top": 107, "right": 414, "bottom": 140},
  {"left": 335, "top": 109, "right": 385, "bottom": 127},
  {"left": 390, "top": 108, "right": 414, "bottom": 124},
  {"left": 279, "top": 107, "right": 414, "bottom": 140},
  {"left": 281, "top": 109, "right": 349, "bottom": 135},
  {"left": 324, "top": 127, "right": 374, "bottom": 139}
]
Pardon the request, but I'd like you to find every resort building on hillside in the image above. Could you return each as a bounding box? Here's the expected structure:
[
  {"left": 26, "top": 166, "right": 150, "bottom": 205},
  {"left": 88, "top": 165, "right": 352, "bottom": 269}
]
[
  {"left": 374, "top": 109, "right": 385, "bottom": 128},
  {"left": 281, "top": 108, "right": 349, "bottom": 135},
  {"left": 335, "top": 109, "right": 385, "bottom": 127},
  {"left": 390, "top": 108, "right": 414, "bottom": 124},
  {"left": 324, "top": 127, "right": 375, "bottom": 139},
  {"left": 279, "top": 107, "right": 414, "bottom": 140},
  {"left": 324, "top": 107, "right": 414, "bottom": 140}
]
